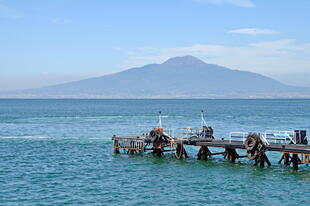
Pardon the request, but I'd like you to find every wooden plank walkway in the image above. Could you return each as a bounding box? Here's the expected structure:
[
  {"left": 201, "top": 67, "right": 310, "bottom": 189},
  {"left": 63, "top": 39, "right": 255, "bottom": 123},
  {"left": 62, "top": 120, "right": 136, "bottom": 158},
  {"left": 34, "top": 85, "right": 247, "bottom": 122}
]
[{"left": 113, "top": 136, "right": 310, "bottom": 154}]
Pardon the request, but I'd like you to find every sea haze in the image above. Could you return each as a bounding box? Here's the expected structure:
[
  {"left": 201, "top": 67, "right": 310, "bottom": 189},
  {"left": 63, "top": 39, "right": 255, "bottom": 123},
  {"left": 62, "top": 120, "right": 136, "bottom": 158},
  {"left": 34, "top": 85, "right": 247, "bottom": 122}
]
[{"left": 1, "top": 56, "right": 309, "bottom": 98}]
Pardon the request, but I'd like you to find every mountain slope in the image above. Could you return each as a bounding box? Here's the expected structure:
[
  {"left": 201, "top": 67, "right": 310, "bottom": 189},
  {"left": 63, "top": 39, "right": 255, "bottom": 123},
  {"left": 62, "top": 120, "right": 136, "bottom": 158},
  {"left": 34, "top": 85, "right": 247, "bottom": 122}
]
[{"left": 3, "top": 56, "right": 310, "bottom": 98}]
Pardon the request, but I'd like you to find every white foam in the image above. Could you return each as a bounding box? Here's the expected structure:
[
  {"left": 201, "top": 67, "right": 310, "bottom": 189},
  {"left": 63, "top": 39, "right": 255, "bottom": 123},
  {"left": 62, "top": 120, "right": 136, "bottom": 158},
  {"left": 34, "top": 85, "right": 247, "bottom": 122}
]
[{"left": 0, "top": 135, "right": 49, "bottom": 139}]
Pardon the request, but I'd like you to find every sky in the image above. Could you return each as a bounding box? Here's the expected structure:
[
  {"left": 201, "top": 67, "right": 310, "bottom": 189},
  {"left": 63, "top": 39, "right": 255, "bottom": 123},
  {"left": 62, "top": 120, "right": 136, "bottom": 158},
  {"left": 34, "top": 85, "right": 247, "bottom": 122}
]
[{"left": 1, "top": 0, "right": 310, "bottom": 90}]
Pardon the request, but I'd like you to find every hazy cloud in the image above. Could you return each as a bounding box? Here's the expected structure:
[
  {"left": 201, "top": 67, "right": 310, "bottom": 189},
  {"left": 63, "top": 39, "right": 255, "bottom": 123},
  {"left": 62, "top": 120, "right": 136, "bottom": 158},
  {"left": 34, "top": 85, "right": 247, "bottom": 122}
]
[
  {"left": 228, "top": 28, "right": 277, "bottom": 35},
  {"left": 0, "top": 3, "right": 24, "bottom": 19},
  {"left": 193, "top": 0, "right": 255, "bottom": 8}
]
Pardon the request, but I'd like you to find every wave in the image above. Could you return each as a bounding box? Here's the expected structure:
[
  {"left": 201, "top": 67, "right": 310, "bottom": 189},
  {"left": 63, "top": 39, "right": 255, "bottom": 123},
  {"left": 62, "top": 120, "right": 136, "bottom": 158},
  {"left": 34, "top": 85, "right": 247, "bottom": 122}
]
[{"left": 0, "top": 135, "right": 49, "bottom": 139}]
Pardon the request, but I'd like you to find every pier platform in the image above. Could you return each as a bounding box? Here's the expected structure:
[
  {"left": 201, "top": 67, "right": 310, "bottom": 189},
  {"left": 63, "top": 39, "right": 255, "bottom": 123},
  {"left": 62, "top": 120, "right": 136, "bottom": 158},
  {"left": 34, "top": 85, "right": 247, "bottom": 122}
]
[{"left": 112, "top": 134, "right": 310, "bottom": 170}]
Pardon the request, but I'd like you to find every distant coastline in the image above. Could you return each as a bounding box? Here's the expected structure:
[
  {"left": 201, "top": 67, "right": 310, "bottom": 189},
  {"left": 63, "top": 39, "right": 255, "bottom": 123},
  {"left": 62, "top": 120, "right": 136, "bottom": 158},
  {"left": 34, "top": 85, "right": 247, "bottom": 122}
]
[{"left": 1, "top": 96, "right": 310, "bottom": 100}]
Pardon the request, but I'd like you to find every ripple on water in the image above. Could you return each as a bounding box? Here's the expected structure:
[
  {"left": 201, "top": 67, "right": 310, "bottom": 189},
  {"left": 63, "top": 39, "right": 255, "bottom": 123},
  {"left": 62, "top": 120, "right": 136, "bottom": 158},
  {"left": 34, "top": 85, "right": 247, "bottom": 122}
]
[{"left": 1, "top": 99, "right": 310, "bottom": 205}]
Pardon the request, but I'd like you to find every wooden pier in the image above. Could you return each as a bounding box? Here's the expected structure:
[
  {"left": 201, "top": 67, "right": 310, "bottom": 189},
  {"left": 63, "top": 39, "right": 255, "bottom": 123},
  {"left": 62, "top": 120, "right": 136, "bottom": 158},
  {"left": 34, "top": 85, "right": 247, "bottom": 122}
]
[{"left": 112, "top": 132, "right": 310, "bottom": 170}]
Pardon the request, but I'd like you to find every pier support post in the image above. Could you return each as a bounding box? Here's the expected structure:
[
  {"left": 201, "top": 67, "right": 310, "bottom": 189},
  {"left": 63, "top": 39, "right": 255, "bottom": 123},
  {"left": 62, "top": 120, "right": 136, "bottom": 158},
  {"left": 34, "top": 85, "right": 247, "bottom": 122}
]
[
  {"left": 279, "top": 153, "right": 291, "bottom": 165},
  {"left": 284, "top": 153, "right": 290, "bottom": 165},
  {"left": 152, "top": 141, "right": 164, "bottom": 156},
  {"left": 176, "top": 144, "right": 188, "bottom": 159},
  {"left": 127, "top": 149, "right": 136, "bottom": 155},
  {"left": 225, "top": 148, "right": 239, "bottom": 163},
  {"left": 254, "top": 153, "right": 271, "bottom": 168},
  {"left": 292, "top": 154, "right": 299, "bottom": 170},
  {"left": 197, "top": 146, "right": 211, "bottom": 160},
  {"left": 264, "top": 154, "right": 271, "bottom": 167},
  {"left": 113, "top": 140, "right": 120, "bottom": 154},
  {"left": 152, "top": 148, "right": 163, "bottom": 156}
]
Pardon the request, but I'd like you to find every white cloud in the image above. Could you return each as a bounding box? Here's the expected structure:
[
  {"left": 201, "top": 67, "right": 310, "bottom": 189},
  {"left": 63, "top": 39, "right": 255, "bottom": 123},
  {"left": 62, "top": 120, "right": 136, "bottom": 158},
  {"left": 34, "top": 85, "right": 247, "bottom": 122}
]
[
  {"left": 228, "top": 28, "right": 277, "bottom": 35},
  {"left": 0, "top": 4, "right": 23, "bottom": 19},
  {"left": 122, "top": 39, "right": 310, "bottom": 78},
  {"left": 50, "top": 18, "right": 71, "bottom": 25},
  {"left": 193, "top": 0, "right": 255, "bottom": 8}
]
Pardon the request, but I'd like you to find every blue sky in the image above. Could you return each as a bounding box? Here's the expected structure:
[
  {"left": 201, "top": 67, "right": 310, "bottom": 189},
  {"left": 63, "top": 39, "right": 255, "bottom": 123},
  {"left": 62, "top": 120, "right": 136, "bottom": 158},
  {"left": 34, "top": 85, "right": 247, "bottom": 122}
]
[{"left": 1, "top": 0, "right": 310, "bottom": 90}]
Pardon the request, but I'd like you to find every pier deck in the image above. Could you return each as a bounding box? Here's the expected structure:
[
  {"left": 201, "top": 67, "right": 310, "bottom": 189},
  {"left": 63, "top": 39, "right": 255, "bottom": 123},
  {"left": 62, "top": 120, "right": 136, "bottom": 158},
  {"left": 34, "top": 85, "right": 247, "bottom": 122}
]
[
  {"left": 113, "top": 136, "right": 310, "bottom": 154},
  {"left": 112, "top": 135, "right": 310, "bottom": 169}
]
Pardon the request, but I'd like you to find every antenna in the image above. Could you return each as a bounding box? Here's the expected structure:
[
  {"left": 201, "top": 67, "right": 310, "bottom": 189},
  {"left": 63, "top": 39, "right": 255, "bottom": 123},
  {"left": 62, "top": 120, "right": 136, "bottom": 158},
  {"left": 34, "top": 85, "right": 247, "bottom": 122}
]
[
  {"left": 201, "top": 110, "right": 207, "bottom": 127},
  {"left": 158, "top": 111, "right": 162, "bottom": 128}
]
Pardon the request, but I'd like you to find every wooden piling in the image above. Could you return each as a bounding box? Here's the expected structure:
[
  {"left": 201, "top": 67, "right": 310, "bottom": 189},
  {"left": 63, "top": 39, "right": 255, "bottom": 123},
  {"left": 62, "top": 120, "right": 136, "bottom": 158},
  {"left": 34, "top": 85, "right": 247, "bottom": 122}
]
[
  {"left": 292, "top": 154, "right": 299, "bottom": 170},
  {"left": 176, "top": 144, "right": 188, "bottom": 159},
  {"left": 197, "top": 146, "right": 211, "bottom": 160},
  {"left": 284, "top": 153, "right": 290, "bottom": 165},
  {"left": 113, "top": 139, "right": 120, "bottom": 154},
  {"left": 225, "top": 148, "right": 239, "bottom": 163}
]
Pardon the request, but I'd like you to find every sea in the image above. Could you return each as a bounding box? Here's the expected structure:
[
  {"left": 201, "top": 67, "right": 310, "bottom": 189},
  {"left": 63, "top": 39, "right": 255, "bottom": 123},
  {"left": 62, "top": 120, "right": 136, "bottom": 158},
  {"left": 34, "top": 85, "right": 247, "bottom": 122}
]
[{"left": 0, "top": 99, "right": 310, "bottom": 205}]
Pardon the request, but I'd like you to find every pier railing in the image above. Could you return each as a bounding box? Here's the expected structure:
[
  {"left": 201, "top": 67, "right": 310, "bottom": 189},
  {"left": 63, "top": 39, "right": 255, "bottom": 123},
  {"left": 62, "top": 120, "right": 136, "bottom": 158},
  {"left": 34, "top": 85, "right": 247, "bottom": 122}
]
[
  {"left": 264, "top": 130, "right": 296, "bottom": 144},
  {"left": 229, "top": 132, "right": 248, "bottom": 143},
  {"left": 180, "top": 127, "right": 201, "bottom": 138},
  {"left": 229, "top": 130, "right": 299, "bottom": 145}
]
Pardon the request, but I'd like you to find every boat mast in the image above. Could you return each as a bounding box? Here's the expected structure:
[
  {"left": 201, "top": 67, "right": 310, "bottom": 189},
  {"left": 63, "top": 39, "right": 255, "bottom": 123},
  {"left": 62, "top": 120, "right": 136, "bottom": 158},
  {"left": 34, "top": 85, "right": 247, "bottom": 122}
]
[
  {"left": 201, "top": 110, "right": 207, "bottom": 127},
  {"left": 158, "top": 111, "right": 162, "bottom": 128}
]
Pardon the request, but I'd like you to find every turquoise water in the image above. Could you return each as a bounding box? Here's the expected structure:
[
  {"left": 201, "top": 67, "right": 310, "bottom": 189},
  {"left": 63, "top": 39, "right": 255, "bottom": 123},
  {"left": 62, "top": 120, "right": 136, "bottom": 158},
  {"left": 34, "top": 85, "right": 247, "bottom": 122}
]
[{"left": 0, "top": 99, "right": 310, "bottom": 205}]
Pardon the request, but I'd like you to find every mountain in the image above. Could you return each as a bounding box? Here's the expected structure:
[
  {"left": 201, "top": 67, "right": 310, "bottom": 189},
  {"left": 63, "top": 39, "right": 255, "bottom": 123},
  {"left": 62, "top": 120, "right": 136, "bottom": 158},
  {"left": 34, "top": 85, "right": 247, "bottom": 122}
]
[{"left": 2, "top": 56, "right": 310, "bottom": 98}]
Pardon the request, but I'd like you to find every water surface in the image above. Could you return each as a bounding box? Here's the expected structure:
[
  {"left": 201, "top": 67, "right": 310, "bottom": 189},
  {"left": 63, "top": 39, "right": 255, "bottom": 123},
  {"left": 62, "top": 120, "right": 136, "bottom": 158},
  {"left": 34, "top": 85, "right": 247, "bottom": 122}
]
[{"left": 1, "top": 99, "right": 310, "bottom": 205}]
